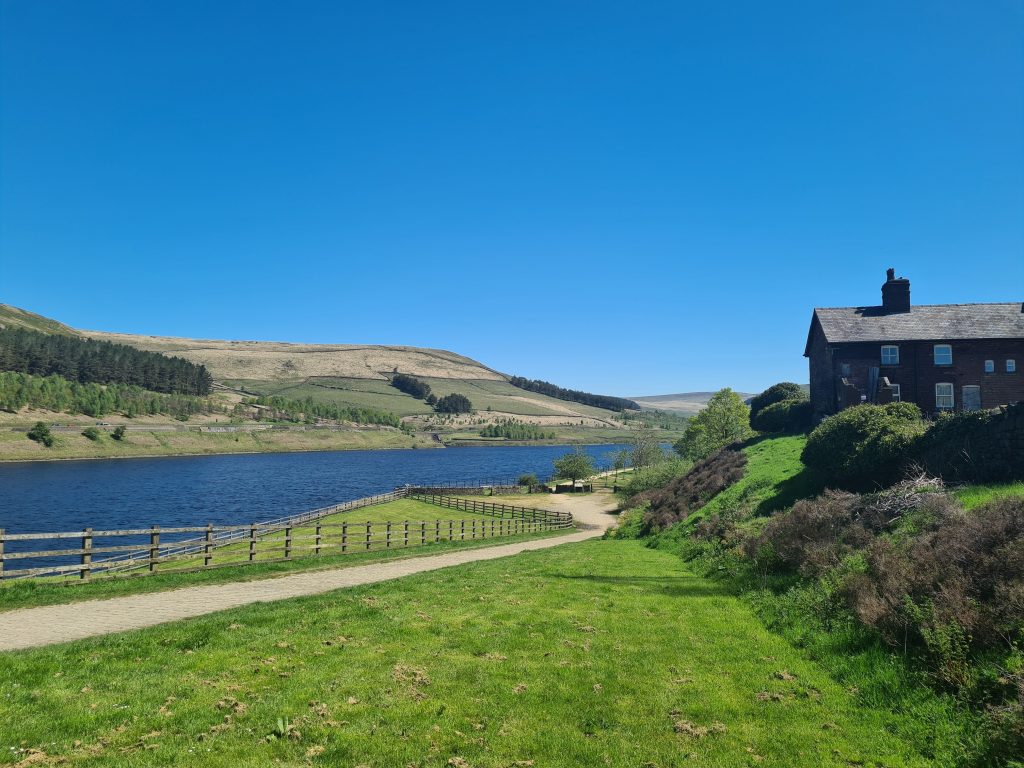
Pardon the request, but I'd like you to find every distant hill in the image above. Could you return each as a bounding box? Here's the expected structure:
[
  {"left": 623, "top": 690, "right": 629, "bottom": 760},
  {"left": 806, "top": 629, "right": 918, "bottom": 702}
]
[
  {"left": 631, "top": 391, "right": 758, "bottom": 415},
  {"left": 0, "top": 303, "right": 627, "bottom": 425}
]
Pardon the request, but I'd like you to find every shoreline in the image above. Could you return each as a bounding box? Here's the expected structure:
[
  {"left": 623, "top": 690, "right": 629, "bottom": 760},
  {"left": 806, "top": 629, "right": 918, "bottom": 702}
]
[{"left": 0, "top": 436, "right": 633, "bottom": 465}]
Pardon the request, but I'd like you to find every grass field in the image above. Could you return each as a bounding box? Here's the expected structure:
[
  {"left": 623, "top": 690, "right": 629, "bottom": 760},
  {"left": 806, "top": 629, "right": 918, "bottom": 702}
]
[
  {"left": 952, "top": 480, "right": 1024, "bottom": 509},
  {"left": 0, "top": 426, "right": 433, "bottom": 462},
  {"left": 0, "top": 540, "right": 935, "bottom": 767},
  {"left": 226, "top": 376, "right": 625, "bottom": 421}
]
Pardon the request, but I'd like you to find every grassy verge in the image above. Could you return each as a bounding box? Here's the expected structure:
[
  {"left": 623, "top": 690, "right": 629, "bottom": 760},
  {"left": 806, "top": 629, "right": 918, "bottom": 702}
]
[
  {"left": 0, "top": 427, "right": 435, "bottom": 462},
  {"left": 0, "top": 514, "right": 570, "bottom": 614},
  {"left": 1, "top": 540, "right": 936, "bottom": 767}
]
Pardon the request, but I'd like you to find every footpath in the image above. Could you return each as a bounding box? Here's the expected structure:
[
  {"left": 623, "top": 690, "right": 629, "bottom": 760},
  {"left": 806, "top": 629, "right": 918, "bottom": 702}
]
[{"left": 0, "top": 492, "right": 616, "bottom": 652}]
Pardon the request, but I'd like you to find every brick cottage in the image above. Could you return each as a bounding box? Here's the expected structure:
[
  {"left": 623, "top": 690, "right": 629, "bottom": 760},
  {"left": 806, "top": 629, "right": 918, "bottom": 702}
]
[{"left": 805, "top": 269, "right": 1024, "bottom": 420}]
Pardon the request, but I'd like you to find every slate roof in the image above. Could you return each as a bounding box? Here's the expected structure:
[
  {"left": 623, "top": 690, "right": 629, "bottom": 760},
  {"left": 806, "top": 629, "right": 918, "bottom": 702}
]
[{"left": 806, "top": 302, "right": 1024, "bottom": 354}]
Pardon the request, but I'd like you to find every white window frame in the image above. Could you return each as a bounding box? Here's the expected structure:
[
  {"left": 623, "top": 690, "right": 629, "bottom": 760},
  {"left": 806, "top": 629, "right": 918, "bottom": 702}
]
[
  {"left": 1008, "top": 359, "right": 1017, "bottom": 373},
  {"left": 935, "top": 382, "right": 954, "bottom": 410},
  {"left": 934, "top": 344, "right": 953, "bottom": 366},
  {"left": 880, "top": 345, "right": 900, "bottom": 365},
  {"left": 984, "top": 359, "right": 995, "bottom": 373},
  {"left": 890, "top": 383, "right": 901, "bottom": 402}
]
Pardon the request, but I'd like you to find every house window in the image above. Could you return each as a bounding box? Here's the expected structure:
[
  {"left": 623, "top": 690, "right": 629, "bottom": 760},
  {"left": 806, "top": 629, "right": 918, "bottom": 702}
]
[
  {"left": 1009, "top": 360, "right": 1017, "bottom": 373},
  {"left": 881, "top": 345, "right": 899, "bottom": 365},
  {"left": 985, "top": 360, "right": 995, "bottom": 373},
  {"left": 934, "top": 344, "right": 953, "bottom": 366},
  {"left": 890, "top": 384, "right": 901, "bottom": 402},
  {"left": 935, "top": 383, "right": 954, "bottom": 410},
  {"left": 840, "top": 363, "right": 851, "bottom": 377}
]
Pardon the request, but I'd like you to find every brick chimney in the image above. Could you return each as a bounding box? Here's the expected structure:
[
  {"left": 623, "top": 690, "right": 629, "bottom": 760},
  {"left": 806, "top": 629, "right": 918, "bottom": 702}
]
[{"left": 881, "top": 268, "right": 910, "bottom": 313}]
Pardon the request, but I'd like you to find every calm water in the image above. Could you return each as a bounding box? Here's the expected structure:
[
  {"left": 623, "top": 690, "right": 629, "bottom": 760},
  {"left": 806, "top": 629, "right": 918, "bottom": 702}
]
[{"left": 0, "top": 444, "right": 631, "bottom": 534}]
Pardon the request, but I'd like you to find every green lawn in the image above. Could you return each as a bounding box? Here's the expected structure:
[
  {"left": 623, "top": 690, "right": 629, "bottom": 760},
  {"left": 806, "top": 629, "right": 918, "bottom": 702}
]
[
  {"left": 0, "top": 540, "right": 934, "bottom": 767},
  {"left": 0, "top": 499, "right": 565, "bottom": 613}
]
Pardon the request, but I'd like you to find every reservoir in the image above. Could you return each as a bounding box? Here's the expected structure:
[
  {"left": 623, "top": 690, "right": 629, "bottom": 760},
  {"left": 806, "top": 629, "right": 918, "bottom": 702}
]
[{"left": 0, "top": 444, "right": 632, "bottom": 534}]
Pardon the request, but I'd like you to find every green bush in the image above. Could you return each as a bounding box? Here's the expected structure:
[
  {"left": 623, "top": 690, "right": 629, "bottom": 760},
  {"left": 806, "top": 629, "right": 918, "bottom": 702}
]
[
  {"left": 517, "top": 473, "right": 538, "bottom": 487},
  {"left": 802, "top": 403, "right": 926, "bottom": 490},
  {"left": 111, "top": 425, "right": 127, "bottom": 441},
  {"left": 81, "top": 426, "right": 102, "bottom": 441},
  {"left": 914, "top": 403, "right": 1024, "bottom": 484},
  {"left": 27, "top": 421, "right": 54, "bottom": 447},
  {"left": 749, "top": 382, "right": 806, "bottom": 426},
  {"left": 751, "top": 398, "right": 813, "bottom": 434}
]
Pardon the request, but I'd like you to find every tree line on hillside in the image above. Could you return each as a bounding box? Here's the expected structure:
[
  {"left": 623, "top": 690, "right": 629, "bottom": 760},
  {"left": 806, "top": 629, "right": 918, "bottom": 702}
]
[
  {"left": 0, "top": 327, "right": 213, "bottom": 396},
  {"left": 0, "top": 371, "right": 223, "bottom": 419},
  {"left": 237, "top": 395, "right": 401, "bottom": 427},
  {"left": 508, "top": 376, "right": 639, "bottom": 412},
  {"left": 480, "top": 419, "right": 554, "bottom": 440},
  {"left": 390, "top": 373, "right": 473, "bottom": 414}
]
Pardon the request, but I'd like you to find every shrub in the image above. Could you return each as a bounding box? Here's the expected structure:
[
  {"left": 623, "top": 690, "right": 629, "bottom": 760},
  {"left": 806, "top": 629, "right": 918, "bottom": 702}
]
[
  {"left": 81, "top": 426, "right": 101, "bottom": 441},
  {"left": 802, "top": 402, "right": 927, "bottom": 490},
  {"left": 27, "top": 421, "right": 54, "bottom": 447},
  {"left": 915, "top": 403, "right": 1024, "bottom": 484},
  {"left": 749, "top": 382, "right": 806, "bottom": 426},
  {"left": 111, "top": 425, "right": 127, "bottom": 441},
  {"left": 751, "top": 398, "right": 813, "bottom": 434},
  {"left": 641, "top": 448, "right": 748, "bottom": 532},
  {"left": 517, "top": 473, "right": 538, "bottom": 487}
]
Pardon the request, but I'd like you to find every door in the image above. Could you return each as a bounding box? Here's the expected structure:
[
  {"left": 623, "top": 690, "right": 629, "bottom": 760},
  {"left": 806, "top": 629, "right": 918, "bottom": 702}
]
[{"left": 962, "top": 385, "right": 981, "bottom": 412}]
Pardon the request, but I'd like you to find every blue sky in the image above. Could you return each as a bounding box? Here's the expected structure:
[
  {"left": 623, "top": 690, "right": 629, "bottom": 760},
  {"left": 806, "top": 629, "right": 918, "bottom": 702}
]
[{"left": 1, "top": 1, "right": 1021, "bottom": 396}]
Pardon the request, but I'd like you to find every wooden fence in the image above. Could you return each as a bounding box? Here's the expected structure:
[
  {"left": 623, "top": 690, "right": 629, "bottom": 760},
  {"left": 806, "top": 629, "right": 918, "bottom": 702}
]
[{"left": 0, "top": 492, "right": 573, "bottom": 582}]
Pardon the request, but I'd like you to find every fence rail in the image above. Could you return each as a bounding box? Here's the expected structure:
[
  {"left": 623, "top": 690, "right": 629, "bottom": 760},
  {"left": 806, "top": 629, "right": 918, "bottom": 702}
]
[{"left": 0, "top": 489, "right": 573, "bottom": 582}]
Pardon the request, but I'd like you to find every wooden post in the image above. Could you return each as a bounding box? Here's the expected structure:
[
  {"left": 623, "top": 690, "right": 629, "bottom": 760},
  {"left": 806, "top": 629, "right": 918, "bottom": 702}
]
[
  {"left": 435, "top": 520, "right": 440, "bottom": 543},
  {"left": 342, "top": 521, "right": 348, "bottom": 553},
  {"left": 149, "top": 525, "right": 160, "bottom": 573},
  {"left": 460, "top": 520, "right": 465, "bottom": 541},
  {"left": 403, "top": 521, "right": 409, "bottom": 547},
  {"left": 204, "top": 524, "right": 214, "bottom": 567},
  {"left": 249, "top": 524, "right": 257, "bottom": 562},
  {"left": 80, "top": 527, "right": 93, "bottom": 581},
  {"left": 472, "top": 520, "right": 477, "bottom": 539},
  {"left": 315, "top": 522, "right": 322, "bottom": 556},
  {"left": 284, "top": 525, "right": 292, "bottom": 559},
  {"left": 0, "top": 528, "right": 4, "bottom": 579},
  {"left": 366, "top": 522, "right": 372, "bottom": 550},
  {"left": 421, "top": 521, "right": 426, "bottom": 545},
  {"left": 386, "top": 521, "right": 392, "bottom": 549}
]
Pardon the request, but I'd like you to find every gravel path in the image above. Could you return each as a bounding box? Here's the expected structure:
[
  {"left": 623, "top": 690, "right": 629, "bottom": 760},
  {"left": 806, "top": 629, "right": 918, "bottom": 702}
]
[{"left": 0, "top": 493, "right": 617, "bottom": 652}]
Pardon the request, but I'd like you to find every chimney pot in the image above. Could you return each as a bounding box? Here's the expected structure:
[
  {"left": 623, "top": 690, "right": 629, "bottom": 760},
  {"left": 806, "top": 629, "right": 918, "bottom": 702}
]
[{"left": 881, "top": 269, "right": 911, "bottom": 313}]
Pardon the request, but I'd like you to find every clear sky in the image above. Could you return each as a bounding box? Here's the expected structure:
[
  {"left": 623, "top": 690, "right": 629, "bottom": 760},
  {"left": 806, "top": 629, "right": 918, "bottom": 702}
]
[{"left": 1, "top": 1, "right": 1022, "bottom": 397}]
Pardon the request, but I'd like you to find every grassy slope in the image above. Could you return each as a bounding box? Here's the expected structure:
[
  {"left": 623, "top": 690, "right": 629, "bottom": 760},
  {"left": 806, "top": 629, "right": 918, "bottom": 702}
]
[
  {"left": 0, "top": 426, "right": 434, "bottom": 462},
  {"left": 684, "top": 435, "right": 822, "bottom": 524},
  {"left": 0, "top": 303, "right": 79, "bottom": 335},
  {"left": 631, "top": 436, "right": 983, "bottom": 764},
  {"left": 1, "top": 540, "right": 932, "bottom": 768}
]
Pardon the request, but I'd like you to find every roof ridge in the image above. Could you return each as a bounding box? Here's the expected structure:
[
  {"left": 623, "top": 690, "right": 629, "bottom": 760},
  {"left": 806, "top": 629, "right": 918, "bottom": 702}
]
[{"left": 815, "top": 301, "right": 1022, "bottom": 312}]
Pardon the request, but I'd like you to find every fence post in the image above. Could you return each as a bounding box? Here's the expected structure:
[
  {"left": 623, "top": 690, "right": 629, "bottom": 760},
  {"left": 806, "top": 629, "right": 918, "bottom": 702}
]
[
  {"left": 366, "top": 522, "right": 372, "bottom": 550},
  {"left": 204, "top": 524, "right": 214, "bottom": 567},
  {"left": 386, "top": 522, "right": 392, "bottom": 549},
  {"left": 249, "top": 524, "right": 257, "bottom": 562},
  {"left": 81, "top": 527, "right": 93, "bottom": 581},
  {"left": 342, "top": 521, "right": 348, "bottom": 553},
  {"left": 421, "top": 521, "right": 426, "bottom": 545},
  {"left": 461, "top": 520, "right": 465, "bottom": 541},
  {"left": 403, "top": 521, "right": 409, "bottom": 548},
  {"left": 0, "top": 528, "right": 4, "bottom": 579},
  {"left": 315, "top": 522, "right": 322, "bottom": 556},
  {"left": 472, "top": 520, "right": 477, "bottom": 539},
  {"left": 435, "top": 520, "right": 440, "bottom": 543},
  {"left": 284, "top": 525, "right": 292, "bottom": 559},
  {"left": 149, "top": 525, "right": 160, "bottom": 573}
]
